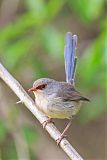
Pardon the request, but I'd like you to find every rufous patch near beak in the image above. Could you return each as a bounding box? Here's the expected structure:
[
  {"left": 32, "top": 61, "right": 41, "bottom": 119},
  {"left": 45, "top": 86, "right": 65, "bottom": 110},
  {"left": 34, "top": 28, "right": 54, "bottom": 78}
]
[{"left": 28, "top": 87, "right": 37, "bottom": 92}]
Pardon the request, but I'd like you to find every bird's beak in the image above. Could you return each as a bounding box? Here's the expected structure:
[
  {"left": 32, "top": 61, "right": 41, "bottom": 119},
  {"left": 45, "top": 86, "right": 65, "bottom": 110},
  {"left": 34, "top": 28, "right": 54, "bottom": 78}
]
[{"left": 28, "top": 87, "right": 37, "bottom": 92}]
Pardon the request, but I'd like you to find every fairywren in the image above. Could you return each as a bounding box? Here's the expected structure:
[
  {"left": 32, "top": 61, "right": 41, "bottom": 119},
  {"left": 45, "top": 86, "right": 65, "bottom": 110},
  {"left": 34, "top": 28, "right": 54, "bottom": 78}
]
[
  {"left": 28, "top": 32, "right": 90, "bottom": 144},
  {"left": 28, "top": 78, "right": 89, "bottom": 144}
]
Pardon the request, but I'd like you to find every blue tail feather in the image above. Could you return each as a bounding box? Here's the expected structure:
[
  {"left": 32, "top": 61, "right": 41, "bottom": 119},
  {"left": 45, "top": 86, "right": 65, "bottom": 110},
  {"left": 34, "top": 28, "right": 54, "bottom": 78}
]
[{"left": 64, "top": 32, "right": 77, "bottom": 84}]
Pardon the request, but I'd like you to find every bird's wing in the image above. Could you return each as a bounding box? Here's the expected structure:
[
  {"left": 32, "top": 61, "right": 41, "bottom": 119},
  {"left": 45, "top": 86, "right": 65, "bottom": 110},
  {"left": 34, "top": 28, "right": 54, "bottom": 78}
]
[{"left": 56, "top": 83, "right": 90, "bottom": 102}]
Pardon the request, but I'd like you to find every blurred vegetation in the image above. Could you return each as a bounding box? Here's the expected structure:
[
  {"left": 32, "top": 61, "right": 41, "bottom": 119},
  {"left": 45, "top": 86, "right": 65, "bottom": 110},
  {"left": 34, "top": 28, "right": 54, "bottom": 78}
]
[{"left": 0, "top": 0, "right": 106, "bottom": 159}]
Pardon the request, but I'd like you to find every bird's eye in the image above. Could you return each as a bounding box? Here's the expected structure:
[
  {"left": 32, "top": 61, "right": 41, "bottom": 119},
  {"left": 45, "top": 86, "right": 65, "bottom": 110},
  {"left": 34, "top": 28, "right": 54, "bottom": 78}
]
[{"left": 36, "top": 84, "right": 47, "bottom": 90}]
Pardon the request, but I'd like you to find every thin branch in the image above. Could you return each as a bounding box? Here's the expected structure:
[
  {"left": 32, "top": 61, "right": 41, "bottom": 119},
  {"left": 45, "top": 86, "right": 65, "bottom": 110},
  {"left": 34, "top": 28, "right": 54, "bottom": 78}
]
[{"left": 0, "top": 63, "right": 84, "bottom": 160}]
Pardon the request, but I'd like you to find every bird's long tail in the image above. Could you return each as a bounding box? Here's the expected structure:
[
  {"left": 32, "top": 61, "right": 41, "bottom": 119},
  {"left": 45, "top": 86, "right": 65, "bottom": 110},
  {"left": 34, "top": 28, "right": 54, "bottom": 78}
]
[{"left": 64, "top": 32, "right": 77, "bottom": 85}]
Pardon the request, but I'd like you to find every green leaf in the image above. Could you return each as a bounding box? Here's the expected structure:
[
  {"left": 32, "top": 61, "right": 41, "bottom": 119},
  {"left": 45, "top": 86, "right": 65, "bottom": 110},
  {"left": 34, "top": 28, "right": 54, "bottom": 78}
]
[
  {"left": 46, "top": 0, "right": 66, "bottom": 20},
  {"left": 41, "top": 26, "right": 64, "bottom": 57},
  {"left": 76, "top": 19, "right": 107, "bottom": 122},
  {"left": 0, "top": 120, "right": 7, "bottom": 143},
  {"left": 0, "top": 13, "right": 36, "bottom": 45},
  {"left": 1, "top": 137, "right": 17, "bottom": 160},
  {"left": 23, "top": 126, "right": 38, "bottom": 144},
  {"left": 25, "top": 0, "right": 46, "bottom": 23},
  {"left": 77, "top": 25, "right": 107, "bottom": 89},
  {"left": 69, "top": 0, "right": 104, "bottom": 23},
  {"left": 2, "top": 37, "right": 33, "bottom": 70}
]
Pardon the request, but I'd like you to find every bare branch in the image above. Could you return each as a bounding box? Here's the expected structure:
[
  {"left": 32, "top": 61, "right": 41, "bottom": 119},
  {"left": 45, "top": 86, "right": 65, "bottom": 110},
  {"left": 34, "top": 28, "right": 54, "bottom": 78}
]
[{"left": 0, "top": 63, "right": 84, "bottom": 160}]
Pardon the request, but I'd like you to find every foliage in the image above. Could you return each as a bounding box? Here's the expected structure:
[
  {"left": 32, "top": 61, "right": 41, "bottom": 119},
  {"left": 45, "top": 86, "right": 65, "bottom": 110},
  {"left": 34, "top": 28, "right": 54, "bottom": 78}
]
[
  {"left": 77, "top": 20, "right": 107, "bottom": 122},
  {"left": 23, "top": 126, "right": 38, "bottom": 145},
  {"left": 0, "top": 121, "right": 7, "bottom": 143},
  {"left": 69, "top": 0, "right": 104, "bottom": 23}
]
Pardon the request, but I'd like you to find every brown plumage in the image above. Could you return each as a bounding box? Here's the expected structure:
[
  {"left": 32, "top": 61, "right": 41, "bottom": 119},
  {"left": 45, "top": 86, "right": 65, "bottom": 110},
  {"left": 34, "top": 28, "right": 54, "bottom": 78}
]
[
  {"left": 56, "top": 82, "right": 89, "bottom": 102},
  {"left": 28, "top": 78, "right": 90, "bottom": 144},
  {"left": 28, "top": 78, "right": 89, "bottom": 119}
]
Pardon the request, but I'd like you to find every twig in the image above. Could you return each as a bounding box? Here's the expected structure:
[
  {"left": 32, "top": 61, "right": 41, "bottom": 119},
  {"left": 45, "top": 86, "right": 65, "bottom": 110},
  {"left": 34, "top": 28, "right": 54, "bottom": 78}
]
[{"left": 0, "top": 63, "right": 84, "bottom": 160}]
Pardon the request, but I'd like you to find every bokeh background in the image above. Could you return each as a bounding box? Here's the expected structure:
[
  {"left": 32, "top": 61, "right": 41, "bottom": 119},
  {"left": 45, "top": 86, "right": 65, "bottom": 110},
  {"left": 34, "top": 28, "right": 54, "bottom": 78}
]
[{"left": 0, "top": 0, "right": 106, "bottom": 160}]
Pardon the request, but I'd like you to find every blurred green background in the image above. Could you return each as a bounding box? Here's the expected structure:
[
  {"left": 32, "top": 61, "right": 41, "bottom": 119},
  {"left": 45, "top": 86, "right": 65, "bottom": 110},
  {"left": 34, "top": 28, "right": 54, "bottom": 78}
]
[{"left": 0, "top": 0, "right": 106, "bottom": 160}]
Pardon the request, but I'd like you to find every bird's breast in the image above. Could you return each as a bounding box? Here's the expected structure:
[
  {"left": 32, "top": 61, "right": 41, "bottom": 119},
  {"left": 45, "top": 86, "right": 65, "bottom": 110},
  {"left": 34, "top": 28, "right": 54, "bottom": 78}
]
[
  {"left": 34, "top": 93, "right": 49, "bottom": 113},
  {"left": 47, "top": 99, "right": 82, "bottom": 119},
  {"left": 34, "top": 92, "right": 82, "bottom": 119}
]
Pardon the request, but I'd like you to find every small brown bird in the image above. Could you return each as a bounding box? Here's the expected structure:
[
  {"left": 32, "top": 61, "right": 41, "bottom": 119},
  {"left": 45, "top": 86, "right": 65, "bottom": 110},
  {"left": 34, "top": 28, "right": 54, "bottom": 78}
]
[{"left": 28, "top": 78, "right": 89, "bottom": 144}]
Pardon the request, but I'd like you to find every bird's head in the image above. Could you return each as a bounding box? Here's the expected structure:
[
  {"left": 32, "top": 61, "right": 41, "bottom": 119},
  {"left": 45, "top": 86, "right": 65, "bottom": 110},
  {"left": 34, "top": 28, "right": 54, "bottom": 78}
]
[{"left": 28, "top": 78, "right": 58, "bottom": 97}]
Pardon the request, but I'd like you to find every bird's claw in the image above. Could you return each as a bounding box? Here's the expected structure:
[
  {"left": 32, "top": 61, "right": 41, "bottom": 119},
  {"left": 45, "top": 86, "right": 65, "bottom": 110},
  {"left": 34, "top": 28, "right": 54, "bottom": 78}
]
[
  {"left": 42, "top": 118, "right": 54, "bottom": 128},
  {"left": 56, "top": 135, "right": 67, "bottom": 146}
]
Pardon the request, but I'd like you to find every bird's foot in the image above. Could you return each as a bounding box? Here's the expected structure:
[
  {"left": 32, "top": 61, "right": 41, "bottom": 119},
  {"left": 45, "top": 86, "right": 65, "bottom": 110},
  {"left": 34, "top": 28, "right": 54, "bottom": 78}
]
[
  {"left": 56, "top": 134, "right": 67, "bottom": 146},
  {"left": 42, "top": 118, "right": 54, "bottom": 128},
  {"left": 56, "top": 120, "right": 72, "bottom": 145}
]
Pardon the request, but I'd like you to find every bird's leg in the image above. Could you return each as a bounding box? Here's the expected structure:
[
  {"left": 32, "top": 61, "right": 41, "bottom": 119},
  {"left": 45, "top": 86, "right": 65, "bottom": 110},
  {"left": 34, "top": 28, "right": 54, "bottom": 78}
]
[
  {"left": 56, "top": 119, "right": 72, "bottom": 145},
  {"left": 42, "top": 118, "right": 54, "bottom": 128}
]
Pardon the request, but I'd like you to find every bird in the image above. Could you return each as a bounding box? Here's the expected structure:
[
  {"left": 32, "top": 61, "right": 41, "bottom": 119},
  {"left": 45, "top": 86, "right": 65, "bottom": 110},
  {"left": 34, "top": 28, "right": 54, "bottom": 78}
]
[{"left": 28, "top": 77, "right": 89, "bottom": 144}]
